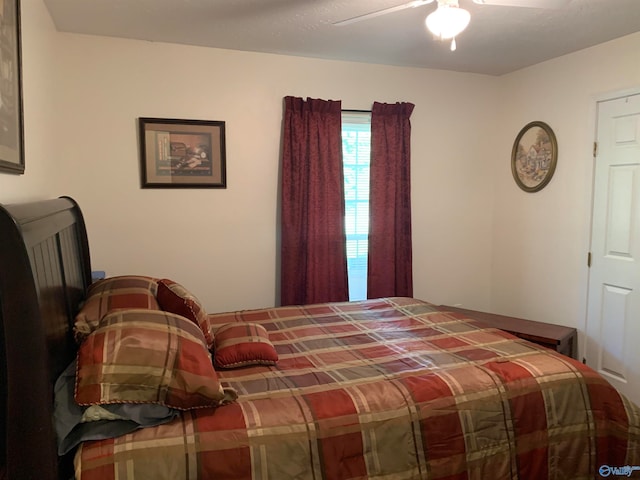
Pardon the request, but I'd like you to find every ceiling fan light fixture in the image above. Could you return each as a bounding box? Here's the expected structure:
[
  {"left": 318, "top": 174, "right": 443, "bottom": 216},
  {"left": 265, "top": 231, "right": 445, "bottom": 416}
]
[{"left": 425, "top": 2, "right": 471, "bottom": 40}]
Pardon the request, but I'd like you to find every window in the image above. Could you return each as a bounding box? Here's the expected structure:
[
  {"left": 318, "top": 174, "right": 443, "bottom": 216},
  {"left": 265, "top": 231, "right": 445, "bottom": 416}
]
[{"left": 342, "top": 112, "right": 371, "bottom": 301}]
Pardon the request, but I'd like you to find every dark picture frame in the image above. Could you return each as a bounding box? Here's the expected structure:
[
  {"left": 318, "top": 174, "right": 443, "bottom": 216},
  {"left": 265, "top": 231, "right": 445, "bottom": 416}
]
[
  {"left": 511, "top": 121, "right": 557, "bottom": 193},
  {"left": 0, "top": 0, "right": 24, "bottom": 175},
  {"left": 139, "top": 117, "right": 227, "bottom": 188}
]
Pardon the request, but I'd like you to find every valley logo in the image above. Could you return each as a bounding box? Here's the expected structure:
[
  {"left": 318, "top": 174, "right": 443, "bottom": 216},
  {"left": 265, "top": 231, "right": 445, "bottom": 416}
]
[{"left": 599, "top": 465, "right": 640, "bottom": 477}]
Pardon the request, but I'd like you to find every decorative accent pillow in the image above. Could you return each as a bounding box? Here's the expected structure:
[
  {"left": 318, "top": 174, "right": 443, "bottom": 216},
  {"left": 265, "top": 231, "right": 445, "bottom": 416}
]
[
  {"left": 54, "top": 359, "right": 181, "bottom": 456},
  {"left": 74, "top": 281, "right": 160, "bottom": 343},
  {"left": 88, "top": 275, "right": 158, "bottom": 296},
  {"left": 214, "top": 322, "right": 279, "bottom": 368},
  {"left": 156, "top": 279, "right": 214, "bottom": 349},
  {"left": 75, "top": 309, "right": 228, "bottom": 410}
]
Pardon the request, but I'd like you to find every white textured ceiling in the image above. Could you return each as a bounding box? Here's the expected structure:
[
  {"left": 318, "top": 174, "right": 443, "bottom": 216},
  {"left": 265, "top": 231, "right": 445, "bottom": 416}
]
[{"left": 42, "top": 0, "right": 640, "bottom": 76}]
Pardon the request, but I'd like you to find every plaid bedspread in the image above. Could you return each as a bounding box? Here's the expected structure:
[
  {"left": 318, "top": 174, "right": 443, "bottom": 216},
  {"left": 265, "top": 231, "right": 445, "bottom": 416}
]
[{"left": 74, "top": 297, "right": 640, "bottom": 479}]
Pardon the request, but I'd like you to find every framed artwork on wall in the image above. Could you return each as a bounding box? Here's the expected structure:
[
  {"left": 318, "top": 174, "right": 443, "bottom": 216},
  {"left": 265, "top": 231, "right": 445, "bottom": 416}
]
[
  {"left": 138, "top": 117, "right": 227, "bottom": 188},
  {"left": 0, "top": 0, "right": 24, "bottom": 175},
  {"left": 511, "top": 121, "right": 557, "bottom": 192}
]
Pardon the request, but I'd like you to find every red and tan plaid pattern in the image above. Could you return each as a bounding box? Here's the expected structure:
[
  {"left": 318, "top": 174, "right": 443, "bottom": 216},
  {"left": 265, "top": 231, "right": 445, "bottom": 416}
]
[
  {"left": 75, "top": 297, "right": 640, "bottom": 479},
  {"left": 214, "top": 322, "right": 278, "bottom": 368},
  {"left": 75, "top": 309, "right": 226, "bottom": 410},
  {"left": 87, "top": 275, "right": 159, "bottom": 296},
  {"left": 156, "top": 279, "right": 215, "bottom": 349},
  {"left": 74, "top": 279, "right": 160, "bottom": 343}
]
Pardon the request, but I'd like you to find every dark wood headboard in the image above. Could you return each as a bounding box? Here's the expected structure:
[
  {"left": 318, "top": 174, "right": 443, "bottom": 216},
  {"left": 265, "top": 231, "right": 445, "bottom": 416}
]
[{"left": 0, "top": 197, "right": 92, "bottom": 480}]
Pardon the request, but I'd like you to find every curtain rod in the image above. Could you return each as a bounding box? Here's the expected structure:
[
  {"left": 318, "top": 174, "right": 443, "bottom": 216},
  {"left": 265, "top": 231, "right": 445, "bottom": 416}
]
[{"left": 342, "top": 109, "right": 371, "bottom": 113}]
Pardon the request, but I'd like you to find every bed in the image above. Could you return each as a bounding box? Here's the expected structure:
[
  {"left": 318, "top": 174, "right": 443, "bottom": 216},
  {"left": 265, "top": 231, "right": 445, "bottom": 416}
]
[{"left": 1, "top": 197, "right": 639, "bottom": 480}]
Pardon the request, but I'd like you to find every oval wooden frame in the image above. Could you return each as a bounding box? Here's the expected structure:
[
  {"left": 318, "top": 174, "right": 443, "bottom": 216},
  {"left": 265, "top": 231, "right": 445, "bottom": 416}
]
[{"left": 511, "top": 121, "right": 558, "bottom": 193}]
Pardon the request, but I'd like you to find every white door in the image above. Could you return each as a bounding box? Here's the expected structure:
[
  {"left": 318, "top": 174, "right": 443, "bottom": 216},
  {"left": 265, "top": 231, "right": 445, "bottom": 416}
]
[{"left": 585, "top": 92, "right": 640, "bottom": 406}]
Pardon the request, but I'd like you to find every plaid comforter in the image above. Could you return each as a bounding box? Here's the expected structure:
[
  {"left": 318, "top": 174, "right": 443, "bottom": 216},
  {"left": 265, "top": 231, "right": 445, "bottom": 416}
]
[{"left": 74, "top": 297, "right": 640, "bottom": 479}]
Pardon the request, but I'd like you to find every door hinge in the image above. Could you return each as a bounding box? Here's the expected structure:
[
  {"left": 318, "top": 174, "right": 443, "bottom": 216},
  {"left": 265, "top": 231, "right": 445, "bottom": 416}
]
[
  {"left": 593, "top": 141, "right": 598, "bottom": 157},
  {"left": 587, "top": 252, "right": 592, "bottom": 268}
]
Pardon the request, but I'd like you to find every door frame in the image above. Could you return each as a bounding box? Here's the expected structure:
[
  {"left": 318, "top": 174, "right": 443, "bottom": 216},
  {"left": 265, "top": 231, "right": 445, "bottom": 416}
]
[{"left": 582, "top": 86, "right": 640, "bottom": 364}]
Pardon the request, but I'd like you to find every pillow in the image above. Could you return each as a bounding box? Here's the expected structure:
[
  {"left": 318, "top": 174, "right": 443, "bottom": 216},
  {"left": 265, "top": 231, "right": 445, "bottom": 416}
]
[
  {"left": 88, "top": 275, "right": 158, "bottom": 296},
  {"left": 156, "top": 279, "right": 214, "bottom": 349},
  {"left": 73, "top": 288, "right": 161, "bottom": 343},
  {"left": 74, "top": 286, "right": 160, "bottom": 343},
  {"left": 75, "top": 309, "right": 227, "bottom": 410},
  {"left": 54, "top": 359, "right": 180, "bottom": 455},
  {"left": 214, "top": 322, "right": 279, "bottom": 368}
]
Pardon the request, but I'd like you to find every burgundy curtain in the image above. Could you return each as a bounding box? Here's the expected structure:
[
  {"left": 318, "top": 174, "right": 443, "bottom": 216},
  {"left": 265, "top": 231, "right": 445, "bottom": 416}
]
[
  {"left": 280, "top": 96, "right": 349, "bottom": 306},
  {"left": 367, "top": 101, "right": 415, "bottom": 299}
]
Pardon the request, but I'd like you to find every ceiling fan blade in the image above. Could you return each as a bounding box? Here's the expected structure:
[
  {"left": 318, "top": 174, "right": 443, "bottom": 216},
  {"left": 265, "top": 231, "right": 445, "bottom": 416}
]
[
  {"left": 333, "top": 0, "right": 435, "bottom": 26},
  {"left": 472, "top": 0, "right": 570, "bottom": 8}
]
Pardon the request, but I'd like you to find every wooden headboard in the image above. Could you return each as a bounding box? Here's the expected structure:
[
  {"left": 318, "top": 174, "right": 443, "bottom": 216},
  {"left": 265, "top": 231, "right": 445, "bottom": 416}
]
[{"left": 0, "top": 197, "right": 92, "bottom": 480}]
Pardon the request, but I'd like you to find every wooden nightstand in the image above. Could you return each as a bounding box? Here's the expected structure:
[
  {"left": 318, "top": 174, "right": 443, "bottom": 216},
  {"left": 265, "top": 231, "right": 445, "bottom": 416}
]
[{"left": 438, "top": 305, "right": 577, "bottom": 359}]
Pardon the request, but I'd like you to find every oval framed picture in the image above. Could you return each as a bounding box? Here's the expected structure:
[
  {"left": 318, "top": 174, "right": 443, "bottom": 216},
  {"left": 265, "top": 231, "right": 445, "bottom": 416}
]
[{"left": 511, "top": 121, "right": 557, "bottom": 192}]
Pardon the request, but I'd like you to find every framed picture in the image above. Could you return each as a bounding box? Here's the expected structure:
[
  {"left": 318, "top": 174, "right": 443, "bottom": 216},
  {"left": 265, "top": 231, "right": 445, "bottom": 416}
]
[
  {"left": 0, "top": 0, "right": 24, "bottom": 175},
  {"left": 511, "top": 121, "right": 557, "bottom": 192},
  {"left": 139, "top": 117, "right": 226, "bottom": 188}
]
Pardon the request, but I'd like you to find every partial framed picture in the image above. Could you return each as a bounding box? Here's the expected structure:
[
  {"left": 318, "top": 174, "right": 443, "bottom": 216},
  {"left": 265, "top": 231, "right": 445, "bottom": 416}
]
[
  {"left": 139, "top": 117, "right": 226, "bottom": 188},
  {"left": 0, "top": 0, "right": 24, "bottom": 175},
  {"left": 511, "top": 121, "right": 557, "bottom": 192}
]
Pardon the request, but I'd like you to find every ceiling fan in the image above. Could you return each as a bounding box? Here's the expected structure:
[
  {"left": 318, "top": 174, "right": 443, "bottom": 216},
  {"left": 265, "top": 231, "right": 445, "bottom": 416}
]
[{"left": 333, "top": 0, "right": 571, "bottom": 51}]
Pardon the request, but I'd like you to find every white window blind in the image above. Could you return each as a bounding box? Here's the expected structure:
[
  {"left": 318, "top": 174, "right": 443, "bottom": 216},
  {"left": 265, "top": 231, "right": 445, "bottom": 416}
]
[{"left": 342, "top": 112, "right": 371, "bottom": 301}]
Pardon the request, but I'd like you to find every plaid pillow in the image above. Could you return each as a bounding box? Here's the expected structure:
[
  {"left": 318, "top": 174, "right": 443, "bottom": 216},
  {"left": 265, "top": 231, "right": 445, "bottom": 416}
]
[
  {"left": 74, "top": 279, "right": 160, "bottom": 343},
  {"left": 75, "top": 309, "right": 226, "bottom": 410},
  {"left": 156, "top": 279, "right": 214, "bottom": 349},
  {"left": 88, "top": 275, "right": 159, "bottom": 296},
  {"left": 214, "top": 322, "right": 279, "bottom": 368}
]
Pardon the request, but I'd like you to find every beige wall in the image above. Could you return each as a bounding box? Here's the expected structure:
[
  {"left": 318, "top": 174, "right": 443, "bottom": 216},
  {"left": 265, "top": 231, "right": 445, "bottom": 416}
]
[
  {"left": 5, "top": 1, "right": 640, "bottom": 336},
  {"left": 490, "top": 32, "right": 640, "bottom": 346},
  {"left": 36, "top": 7, "right": 497, "bottom": 313},
  {"left": 0, "top": 0, "right": 59, "bottom": 202}
]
